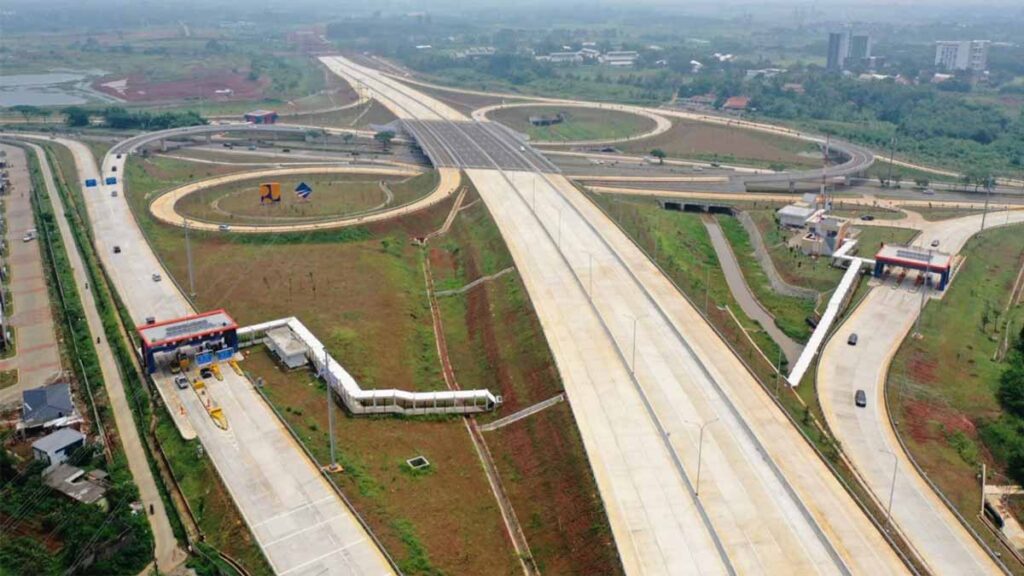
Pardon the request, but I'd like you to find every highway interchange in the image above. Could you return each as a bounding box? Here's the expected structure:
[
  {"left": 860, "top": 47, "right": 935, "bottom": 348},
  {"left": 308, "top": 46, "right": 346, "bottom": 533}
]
[{"left": 8, "top": 52, "right": 1023, "bottom": 575}]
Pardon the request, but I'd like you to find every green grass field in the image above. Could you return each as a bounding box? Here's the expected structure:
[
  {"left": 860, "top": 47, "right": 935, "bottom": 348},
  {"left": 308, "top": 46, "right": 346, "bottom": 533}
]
[
  {"left": 718, "top": 216, "right": 816, "bottom": 342},
  {"left": 489, "top": 105, "right": 655, "bottom": 142},
  {"left": 174, "top": 172, "right": 434, "bottom": 225}
]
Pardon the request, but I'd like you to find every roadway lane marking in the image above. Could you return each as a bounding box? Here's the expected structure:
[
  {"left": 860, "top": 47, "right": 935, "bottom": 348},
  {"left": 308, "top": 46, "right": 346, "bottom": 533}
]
[
  {"left": 251, "top": 495, "right": 338, "bottom": 528},
  {"left": 261, "top": 514, "right": 348, "bottom": 548},
  {"left": 276, "top": 538, "right": 367, "bottom": 576}
]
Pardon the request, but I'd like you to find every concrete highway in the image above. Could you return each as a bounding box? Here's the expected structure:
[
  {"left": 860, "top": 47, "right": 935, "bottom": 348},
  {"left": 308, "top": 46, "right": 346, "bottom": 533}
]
[
  {"left": 57, "top": 135, "right": 394, "bottom": 575},
  {"left": 322, "top": 54, "right": 908, "bottom": 575},
  {"left": 818, "top": 211, "right": 1024, "bottom": 575}
]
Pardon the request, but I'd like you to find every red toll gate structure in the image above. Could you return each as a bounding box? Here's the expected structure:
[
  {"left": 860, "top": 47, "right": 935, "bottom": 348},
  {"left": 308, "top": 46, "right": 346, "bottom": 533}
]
[
  {"left": 243, "top": 110, "right": 278, "bottom": 124},
  {"left": 137, "top": 309, "right": 239, "bottom": 374},
  {"left": 873, "top": 245, "right": 952, "bottom": 290}
]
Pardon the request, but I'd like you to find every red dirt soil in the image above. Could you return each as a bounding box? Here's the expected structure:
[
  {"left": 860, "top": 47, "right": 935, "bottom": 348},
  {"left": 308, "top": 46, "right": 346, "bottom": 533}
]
[
  {"left": 93, "top": 69, "right": 268, "bottom": 102},
  {"left": 904, "top": 399, "right": 977, "bottom": 444}
]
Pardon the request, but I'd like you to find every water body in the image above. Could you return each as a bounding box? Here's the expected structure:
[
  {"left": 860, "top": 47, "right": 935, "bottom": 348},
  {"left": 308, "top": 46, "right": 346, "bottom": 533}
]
[{"left": 0, "top": 70, "right": 114, "bottom": 107}]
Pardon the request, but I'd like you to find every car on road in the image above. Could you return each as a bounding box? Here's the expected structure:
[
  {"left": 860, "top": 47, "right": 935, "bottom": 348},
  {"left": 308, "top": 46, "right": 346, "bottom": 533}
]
[
  {"left": 860, "top": 215, "right": 875, "bottom": 221},
  {"left": 174, "top": 375, "right": 189, "bottom": 390},
  {"left": 922, "top": 188, "right": 935, "bottom": 195},
  {"left": 116, "top": 153, "right": 122, "bottom": 159},
  {"left": 22, "top": 232, "right": 36, "bottom": 242},
  {"left": 152, "top": 273, "right": 162, "bottom": 282},
  {"left": 847, "top": 333, "right": 858, "bottom": 346},
  {"left": 855, "top": 389, "right": 867, "bottom": 408},
  {"left": 111, "top": 166, "right": 117, "bottom": 172},
  {"left": 519, "top": 146, "right": 525, "bottom": 152},
  {"left": 113, "top": 246, "right": 121, "bottom": 254},
  {"left": 282, "top": 148, "right": 291, "bottom": 153},
  {"left": 219, "top": 224, "right": 230, "bottom": 232},
  {"left": 200, "top": 367, "right": 213, "bottom": 379},
  {"left": 111, "top": 190, "right": 118, "bottom": 197},
  {"left": 930, "top": 239, "right": 940, "bottom": 247}
]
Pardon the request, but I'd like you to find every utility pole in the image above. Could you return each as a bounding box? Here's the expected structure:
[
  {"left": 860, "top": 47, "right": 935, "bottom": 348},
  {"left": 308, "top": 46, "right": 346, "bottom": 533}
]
[{"left": 184, "top": 217, "right": 195, "bottom": 298}]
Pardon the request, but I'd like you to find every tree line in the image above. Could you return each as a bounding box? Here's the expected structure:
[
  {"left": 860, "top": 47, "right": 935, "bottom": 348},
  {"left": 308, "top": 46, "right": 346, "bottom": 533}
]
[{"left": 58, "top": 106, "right": 206, "bottom": 130}]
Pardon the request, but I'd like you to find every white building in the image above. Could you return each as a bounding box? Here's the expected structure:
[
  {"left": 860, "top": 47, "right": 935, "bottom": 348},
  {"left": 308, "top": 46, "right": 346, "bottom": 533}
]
[
  {"left": 777, "top": 204, "right": 818, "bottom": 228},
  {"left": 539, "top": 52, "right": 583, "bottom": 64},
  {"left": 935, "top": 40, "right": 989, "bottom": 72},
  {"left": 266, "top": 326, "right": 309, "bottom": 369},
  {"left": 32, "top": 428, "right": 85, "bottom": 472},
  {"left": 599, "top": 51, "right": 638, "bottom": 67}
]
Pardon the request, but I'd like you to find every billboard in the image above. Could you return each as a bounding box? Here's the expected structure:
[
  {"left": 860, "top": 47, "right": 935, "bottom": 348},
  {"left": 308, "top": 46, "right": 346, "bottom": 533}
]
[{"left": 259, "top": 182, "right": 281, "bottom": 204}]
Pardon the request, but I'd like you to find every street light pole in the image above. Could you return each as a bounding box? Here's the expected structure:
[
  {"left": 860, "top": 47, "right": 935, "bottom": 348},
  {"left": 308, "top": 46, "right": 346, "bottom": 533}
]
[
  {"left": 980, "top": 176, "right": 993, "bottom": 232},
  {"left": 631, "top": 316, "right": 640, "bottom": 374},
  {"left": 880, "top": 449, "right": 898, "bottom": 526},
  {"left": 775, "top": 346, "right": 784, "bottom": 396},
  {"left": 588, "top": 253, "right": 593, "bottom": 299},
  {"left": 913, "top": 248, "right": 932, "bottom": 338},
  {"left": 705, "top": 266, "right": 710, "bottom": 312},
  {"left": 694, "top": 418, "right": 718, "bottom": 497},
  {"left": 324, "top": 346, "right": 337, "bottom": 470},
  {"left": 184, "top": 217, "right": 195, "bottom": 299}
]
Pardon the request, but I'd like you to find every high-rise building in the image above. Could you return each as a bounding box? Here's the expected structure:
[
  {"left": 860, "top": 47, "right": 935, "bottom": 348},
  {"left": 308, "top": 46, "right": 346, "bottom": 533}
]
[
  {"left": 935, "top": 40, "right": 989, "bottom": 72},
  {"left": 849, "top": 35, "right": 872, "bottom": 61},
  {"left": 827, "top": 31, "right": 849, "bottom": 71}
]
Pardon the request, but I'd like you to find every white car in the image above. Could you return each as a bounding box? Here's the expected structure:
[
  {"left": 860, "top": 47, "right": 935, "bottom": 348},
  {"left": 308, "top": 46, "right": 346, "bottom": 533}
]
[{"left": 152, "top": 273, "right": 162, "bottom": 282}]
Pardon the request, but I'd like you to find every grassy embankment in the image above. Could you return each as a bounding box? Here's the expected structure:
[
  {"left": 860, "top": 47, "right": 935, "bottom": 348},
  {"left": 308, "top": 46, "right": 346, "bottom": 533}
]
[
  {"left": 618, "top": 118, "right": 821, "bottom": 170},
  {"left": 124, "top": 154, "right": 621, "bottom": 574},
  {"left": 429, "top": 184, "right": 623, "bottom": 575}
]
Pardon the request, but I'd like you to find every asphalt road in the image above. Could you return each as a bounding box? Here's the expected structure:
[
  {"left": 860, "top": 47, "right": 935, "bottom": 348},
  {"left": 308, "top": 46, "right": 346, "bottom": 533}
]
[
  {"left": 323, "top": 53, "right": 908, "bottom": 575},
  {"left": 817, "top": 211, "right": 1024, "bottom": 575}
]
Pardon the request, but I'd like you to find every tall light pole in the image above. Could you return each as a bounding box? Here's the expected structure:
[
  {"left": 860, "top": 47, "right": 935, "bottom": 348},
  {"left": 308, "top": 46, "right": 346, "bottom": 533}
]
[
  {"left": 879, "top": 449, "right": 898, "bottom": 527},
  {"left": 980, "top": 175, "right": 994, "bottom": 232},
  {"left": 705, "top": 265, "right": 710, "bottom": 313},
  {"left": 913, "top": 248, "right": 932, "bottom": 338},
  {"left": 557, "top": 208, "right": 563, "bottom": 250},
  {"left": 588, "top": 253, "right": 594, "bottom": 299},
  {"left": 324, "top": 346, "right": 337, "bottom": 470},
  {"left": 629, "top": 315, "right": 648, "bottom": 374},
  {"left": 775, "top": 346, "right": 784, "bottom": 396},
  {"left": 184, "top": 217, "right": 195, "bottom": 299},
  {"left": 690, "top": 418, "right": 718, "bottom": 497}
]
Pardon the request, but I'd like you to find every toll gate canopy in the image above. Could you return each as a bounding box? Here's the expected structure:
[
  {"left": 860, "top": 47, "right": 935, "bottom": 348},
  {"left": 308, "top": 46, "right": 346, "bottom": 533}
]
[
  {"left": 873, "top": 245, "right": 952, "bottom": 290},
  {"left": 137, "top": 309, "right": 239, "bottom": 373}
]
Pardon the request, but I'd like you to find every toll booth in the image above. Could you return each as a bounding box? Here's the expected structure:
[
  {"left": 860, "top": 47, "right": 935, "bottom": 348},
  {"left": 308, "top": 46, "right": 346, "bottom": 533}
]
[
  {"left": 137, "top": 309, "right": 239, "bottom": 374},
  {"left": 873, "top": 245, "right": 952, "bottom": 290}
]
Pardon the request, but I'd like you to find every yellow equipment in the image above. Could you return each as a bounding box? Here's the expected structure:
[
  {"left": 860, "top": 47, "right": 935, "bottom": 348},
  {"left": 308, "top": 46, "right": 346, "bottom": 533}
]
[{"left": 229, "top": 360, "right": 243, "bottom": 376}]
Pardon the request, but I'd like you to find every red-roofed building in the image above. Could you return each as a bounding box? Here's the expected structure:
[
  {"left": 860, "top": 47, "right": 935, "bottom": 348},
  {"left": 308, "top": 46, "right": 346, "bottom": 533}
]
[
  {"left": 137, "top": 310, "right": 239, "bottom": 373},
  {"left": 722, "top": 96, "right": 751, "bottom": 111}
]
